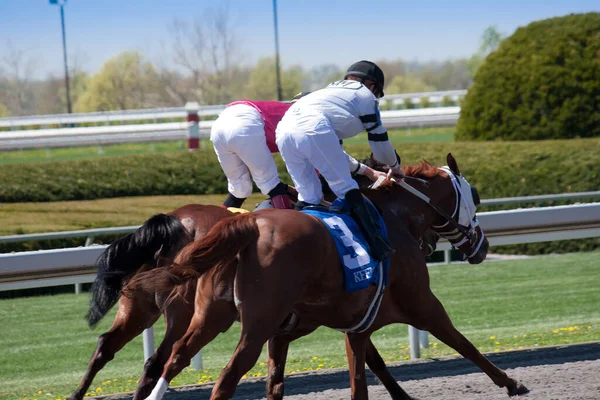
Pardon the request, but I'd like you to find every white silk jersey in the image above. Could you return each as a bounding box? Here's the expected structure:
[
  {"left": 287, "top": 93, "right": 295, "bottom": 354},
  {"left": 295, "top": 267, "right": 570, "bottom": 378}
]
[{"left": 289, "top": 80, "right": 399, "bottom": 168}]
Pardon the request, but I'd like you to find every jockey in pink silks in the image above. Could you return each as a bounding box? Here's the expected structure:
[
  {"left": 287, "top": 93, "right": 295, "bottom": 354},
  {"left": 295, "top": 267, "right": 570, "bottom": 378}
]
[{"left": 211, "top": 92, "right": 385, "bottom": 210}]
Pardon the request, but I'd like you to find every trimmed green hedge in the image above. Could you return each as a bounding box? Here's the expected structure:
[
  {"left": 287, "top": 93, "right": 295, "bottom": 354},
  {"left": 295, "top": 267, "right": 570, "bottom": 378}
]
[
  {"left": 1, "top": 139, "right": 599, "bottom": 255},
  {"left": 457, "top": 13, "right": 600, "bottom": 141},
  {"left": 1, "top": 139, "right": 598, "bottom": 203}
]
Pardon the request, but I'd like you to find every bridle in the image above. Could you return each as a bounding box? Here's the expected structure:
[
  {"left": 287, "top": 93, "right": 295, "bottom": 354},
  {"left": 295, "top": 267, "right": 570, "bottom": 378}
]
[{"left": 389, "top": 168, "right": 486, "bottom": 260}]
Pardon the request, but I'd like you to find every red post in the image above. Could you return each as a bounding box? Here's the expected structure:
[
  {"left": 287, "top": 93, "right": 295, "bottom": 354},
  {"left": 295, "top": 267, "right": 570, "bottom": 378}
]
[{"left": 185, "top": 102, "right": 200, "bottom": 150}]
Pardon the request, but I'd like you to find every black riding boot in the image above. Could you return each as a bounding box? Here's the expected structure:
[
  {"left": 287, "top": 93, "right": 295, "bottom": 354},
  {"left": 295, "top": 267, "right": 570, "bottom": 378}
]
[{"left": 345, "top": 189, "right": 393, "bottom": 261}]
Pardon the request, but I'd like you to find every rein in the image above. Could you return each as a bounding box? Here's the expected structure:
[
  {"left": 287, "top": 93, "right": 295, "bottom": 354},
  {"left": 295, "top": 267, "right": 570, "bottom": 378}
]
[
  {"left": 393, "top": 178, "right": 472, "bottom": 240},
  {"left": 370, "top": 175, "right": 471, "bottom": 240}
]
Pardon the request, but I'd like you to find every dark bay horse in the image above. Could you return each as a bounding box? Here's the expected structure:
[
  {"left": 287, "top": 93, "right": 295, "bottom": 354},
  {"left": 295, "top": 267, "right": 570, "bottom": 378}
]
[
  {"left": 128, "top": 153, "right": 529, "bottom": 400},
  {"left": 68, "top": 204, "right": 233, "bottom": 400}
]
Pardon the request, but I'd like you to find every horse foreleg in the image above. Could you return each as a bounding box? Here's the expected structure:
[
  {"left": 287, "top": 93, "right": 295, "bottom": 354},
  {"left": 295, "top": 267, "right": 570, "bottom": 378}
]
[
  {"left": 420, "top": 294, "right": 529, "bottom": 396},
  {"left": 345, "top": 333, "right": 369, "bottom": 400},
  {"left": 364, "top": 338, "right": 414, "bottom": 400},
  {"left": 139, "top": 298, "right": 237, "bottom": 400},
  {"left": 133, "top": 295, "right": 195, "bottom": 400},
  {"left": 68, "top": 297, "right": 160, "bottom": 400},
  {"left": 266, "top": 320, "right": 319, "bottom": 400}
]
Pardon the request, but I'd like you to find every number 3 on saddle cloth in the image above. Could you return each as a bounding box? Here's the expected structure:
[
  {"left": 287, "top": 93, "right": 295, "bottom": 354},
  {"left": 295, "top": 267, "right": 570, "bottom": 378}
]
[{"left": 301, "top": 198, "right": 390, "bottom": 293}]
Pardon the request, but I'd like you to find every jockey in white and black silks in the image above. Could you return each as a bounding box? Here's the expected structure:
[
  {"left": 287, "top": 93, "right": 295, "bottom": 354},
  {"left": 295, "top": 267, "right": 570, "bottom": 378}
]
[
  {"left": 210, "top": 94, "right": 309, "bottom": 210},
  {"left": 276, "top": 60, "right": 404, "bottom": 261}
]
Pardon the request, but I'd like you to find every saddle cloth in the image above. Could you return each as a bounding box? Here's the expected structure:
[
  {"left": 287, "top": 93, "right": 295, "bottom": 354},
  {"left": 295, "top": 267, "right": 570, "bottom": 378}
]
[{"left": 302, "top": 198, "right": 390, "bottom": 292}]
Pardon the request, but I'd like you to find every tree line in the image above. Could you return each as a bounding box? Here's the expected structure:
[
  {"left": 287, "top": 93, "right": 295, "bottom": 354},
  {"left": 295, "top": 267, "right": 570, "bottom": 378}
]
[{"left": 0, "top": 6, "right": 503, "bottom": 117}]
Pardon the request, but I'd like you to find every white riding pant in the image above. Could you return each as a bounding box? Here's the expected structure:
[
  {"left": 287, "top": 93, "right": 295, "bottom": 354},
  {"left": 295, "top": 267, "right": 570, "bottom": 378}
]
[
  {"left": 276, "top": 108, "right": 358, "bottom": 205},
  {"left": 210, "top": 104, "right": 281, "bottom": 199}
]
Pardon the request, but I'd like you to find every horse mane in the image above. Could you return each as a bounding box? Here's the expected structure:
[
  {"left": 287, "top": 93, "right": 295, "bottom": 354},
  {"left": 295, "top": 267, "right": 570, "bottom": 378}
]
[
  {"left": 403, "top": 160, "right": 442, "bottom": 179},
  {"left": 359, "top": 153, "right": 443, "bottom": 180}
]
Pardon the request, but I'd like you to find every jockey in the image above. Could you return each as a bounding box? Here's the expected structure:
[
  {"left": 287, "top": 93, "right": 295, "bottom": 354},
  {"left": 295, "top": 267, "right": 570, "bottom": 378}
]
[
  {"left": 210, "top": 93, "right": 309, "bottom": 210},
  {"left": 276, "top": 60, "right": 403, "bottom": 261}
]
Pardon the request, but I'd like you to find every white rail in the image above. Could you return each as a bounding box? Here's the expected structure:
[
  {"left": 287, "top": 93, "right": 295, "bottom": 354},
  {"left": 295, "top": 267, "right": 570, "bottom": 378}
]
[
  {"left": 0, "top": 90, "right": 466, "bottom": 130},
  {"left": 2, "top": 191, "right": 598, "bottom": 246},
  {"left": 1, "top": 202, "right": 598, "bottom": 365},
  {"left": 2, "top": 203, "right": 599, "bottom": 291},
  {"left": 0, "top": 107, "right": 459, "bottom": 150}
]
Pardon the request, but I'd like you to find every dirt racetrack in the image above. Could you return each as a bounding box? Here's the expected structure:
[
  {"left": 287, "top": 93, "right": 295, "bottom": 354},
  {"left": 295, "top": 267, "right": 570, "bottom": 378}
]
[{"left": 103, "top": 342, "right": 600, "bottom": 400}]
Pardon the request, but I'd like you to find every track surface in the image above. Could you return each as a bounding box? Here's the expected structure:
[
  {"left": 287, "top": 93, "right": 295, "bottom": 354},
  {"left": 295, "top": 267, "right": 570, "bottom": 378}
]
[{"left": 104, "top": 342, "right": 600, "bottom": 400}]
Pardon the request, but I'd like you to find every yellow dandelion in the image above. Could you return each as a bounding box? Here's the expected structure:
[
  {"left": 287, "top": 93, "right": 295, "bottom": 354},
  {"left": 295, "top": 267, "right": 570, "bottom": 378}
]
[
  {"left": 518, "top": 346, "right": 524, "bottom": 349},
  {"left": 318, "top": 363, "right": 324, "bottom": 367},
  {"left": 95, "top": 388, "right": 102, "bottom": 393},
  {"left": 259, "top": 362, "right": 266, "bottom": 366},
  {"left": 588, "top": 325, "right": 592, "bottom": 329},
  {"left": 312, "top": 356, "right": 318, "bottom": 360},
  {"left": 568, "top": 327, "right": 575, "bottom": 331},
  {"left": 494, "top": 349, "right": 500, "bottom": 352},
  {"left": 113, "top": 379, "right": 118, "bottom": 382},
  {"left": 242, "top": 374, "right": 247, "bottom": 379},
  {"left": 37, "top": 391, "right": 43, "bottom": 395},
  {"left": 202, "top": 375, "right": 208, "bottom": 379},
  {"left": 404, "top": 356, "right": 410, "bottom": 360},
  {"left": 128, "top": 379, "right": 133, "bottom": 383},
  {"left": 553, "top": 329, "right": 559, "bottom": 333},
  {"left": 489, "top": 335, "right": 495, "bottom": 340},
  {"left": 495, "top": 341, "right": 500, "bottom": 345}
]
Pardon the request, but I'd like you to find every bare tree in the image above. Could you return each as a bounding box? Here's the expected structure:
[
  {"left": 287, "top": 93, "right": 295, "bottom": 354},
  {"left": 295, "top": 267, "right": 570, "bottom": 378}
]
[
  {"left": 168, "top": 2, "right": 245, "bottom": 104},
  {"left": 0, "top": 41, "right": 38, "bottom": 115}
]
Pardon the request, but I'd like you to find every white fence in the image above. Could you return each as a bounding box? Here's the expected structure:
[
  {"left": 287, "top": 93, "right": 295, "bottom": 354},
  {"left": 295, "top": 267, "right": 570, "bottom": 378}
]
[
  {"left": 0, "top": 90, "right": 466, "bottom": 130},
  {"left": 1, "top": 202, "right": 599, "bottom": 363},
  {"left": 0, "top": 108, "right": 460, "bottom": 150},
  {"left": 0, "top": 90, "right": 466, "bottom": 151}
]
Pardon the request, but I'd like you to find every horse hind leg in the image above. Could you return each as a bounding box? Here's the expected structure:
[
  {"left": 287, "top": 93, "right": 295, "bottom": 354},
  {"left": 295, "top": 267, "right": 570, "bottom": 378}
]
[
  {"left": 417, "top": 294, "right": 529, "bottom": 396},
  {"left": 140, "top": 297, "right": 238, "bottom": 400},
  {"left": 133, "top": 289, "right": 195, "bottom": 400},
  {"left": 68, "top": 296, "right": 160, "bottom": 400}
]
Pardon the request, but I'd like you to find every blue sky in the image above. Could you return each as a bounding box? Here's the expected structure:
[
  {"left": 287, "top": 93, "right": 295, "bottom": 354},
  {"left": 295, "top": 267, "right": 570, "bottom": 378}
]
[{"left": 0, "top": 0, "right": 597, "bottom": 78}]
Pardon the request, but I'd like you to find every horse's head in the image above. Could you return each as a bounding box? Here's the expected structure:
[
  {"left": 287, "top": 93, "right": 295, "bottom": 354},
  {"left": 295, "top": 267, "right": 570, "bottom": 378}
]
[
  {"left": 361, "top": 152, "right": 488, "bottom": 264},
  {"left": 426, "top": 153, "right": 488, "bottom": 264}
]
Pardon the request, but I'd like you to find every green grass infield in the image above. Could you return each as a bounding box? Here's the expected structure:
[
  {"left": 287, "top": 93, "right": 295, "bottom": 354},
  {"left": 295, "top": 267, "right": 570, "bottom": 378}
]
[{"left": 0, "top": 251, "right": 598, "bottom": 399}]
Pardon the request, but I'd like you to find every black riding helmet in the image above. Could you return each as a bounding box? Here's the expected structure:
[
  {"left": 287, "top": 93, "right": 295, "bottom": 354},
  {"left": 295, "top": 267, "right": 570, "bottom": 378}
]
[{"left": 344, "top": 60, "right": 385, "bottom": 97}]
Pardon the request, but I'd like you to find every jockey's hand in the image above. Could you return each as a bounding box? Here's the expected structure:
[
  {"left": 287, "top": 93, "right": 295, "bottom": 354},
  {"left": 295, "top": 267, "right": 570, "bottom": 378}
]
[
  {"left": 363, "top": 166, "right": 387, "bottom": 182},
  {"left": 386, "top": 166, "right": 405, "bottom": 182}
]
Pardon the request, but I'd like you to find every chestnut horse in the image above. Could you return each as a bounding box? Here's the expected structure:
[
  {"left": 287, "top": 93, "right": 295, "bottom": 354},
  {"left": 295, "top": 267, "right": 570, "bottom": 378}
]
[
  {"left": 128, "top": 154, "right": 529, "bottom": 400},
  {"left": 68, "top": 204, "right": 233, "bottom": 400},
  {"left": 69, "top": 202, "right": 409, "bottom": 400}
]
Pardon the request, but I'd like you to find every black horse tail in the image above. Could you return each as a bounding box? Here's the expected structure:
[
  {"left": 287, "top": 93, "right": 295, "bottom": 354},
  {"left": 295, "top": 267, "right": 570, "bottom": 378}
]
[
  {"left": 125, "top": 213, "right": 259, "bottom": 296},
  {"left": 86, "top": 213, "right": 189, "bottom": 328}
]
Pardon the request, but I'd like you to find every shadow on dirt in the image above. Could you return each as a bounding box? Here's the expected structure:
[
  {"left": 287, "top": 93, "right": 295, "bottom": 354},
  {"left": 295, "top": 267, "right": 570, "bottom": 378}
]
[{"left": 104, "top": 342, "right": 600, "bottom": 400}]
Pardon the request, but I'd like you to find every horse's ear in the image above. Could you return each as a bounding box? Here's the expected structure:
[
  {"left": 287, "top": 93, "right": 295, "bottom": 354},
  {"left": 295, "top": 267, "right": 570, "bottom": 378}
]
[{"left": 446, "top": 153, "right": 460, "bottom": 175}]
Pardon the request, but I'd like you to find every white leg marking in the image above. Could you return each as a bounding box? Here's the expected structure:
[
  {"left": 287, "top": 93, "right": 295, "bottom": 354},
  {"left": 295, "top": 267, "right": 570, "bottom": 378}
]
[{"left": 145, "top": 377, "right": 169, "bottom": 400}]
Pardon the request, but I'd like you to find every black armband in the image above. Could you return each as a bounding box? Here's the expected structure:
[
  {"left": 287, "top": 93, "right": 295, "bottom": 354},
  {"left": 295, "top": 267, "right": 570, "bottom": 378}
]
[{"left": 368, "top": 131, "right": 389, "bottom": 142}]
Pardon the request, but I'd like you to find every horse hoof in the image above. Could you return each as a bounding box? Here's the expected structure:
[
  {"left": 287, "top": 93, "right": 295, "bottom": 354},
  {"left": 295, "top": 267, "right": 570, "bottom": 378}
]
[{"left": 507, "top": 382, "right": 530, "bottom": 396}]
